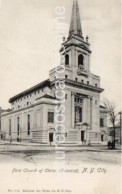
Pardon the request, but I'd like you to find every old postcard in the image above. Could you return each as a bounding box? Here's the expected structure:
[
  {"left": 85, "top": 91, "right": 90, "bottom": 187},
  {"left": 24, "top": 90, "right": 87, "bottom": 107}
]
[{"left": 0, "top": 0, "right": 121, "bottom": 193}]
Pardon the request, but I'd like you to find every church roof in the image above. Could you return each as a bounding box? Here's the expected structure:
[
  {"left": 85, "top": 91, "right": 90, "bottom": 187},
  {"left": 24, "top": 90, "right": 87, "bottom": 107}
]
[
  {"left": 9, "top": 79, "right": 50, "bottom": 103},
  {"left": 69, "top": 0, "right": 83, "bottom": 38},
  {"left": 0, "top": 108, "right": 12, "bottom": 115}
]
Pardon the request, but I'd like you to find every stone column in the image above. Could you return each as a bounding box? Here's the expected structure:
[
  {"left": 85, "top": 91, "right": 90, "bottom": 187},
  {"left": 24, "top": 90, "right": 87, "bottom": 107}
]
[
  {"left": 21, "top": 111, "right": 24, "bottom": 140},
  {"left": 71, "top": 47, "right": 75, "bottom": 67},
  {"left": 86, "top": 96, "right": 93, "bottom": 144},
  {"left": 71, "top": 92, "right": 75, "bottom": 128},
  {"left": 33, "top": 108, "right": 37, "bottom": 130},
  {"left": 86, "top": 126, "right": 90, "bottom": 145},
  {"left": 82, "top": 98, "right": 86, "bottom": 123},
  {"left": 87, "top": 96, "right": 93, "bottom": 130},
  {"left": 90, "top": 97, "right": 93, "bottom": 130},
  {"left": 87, "top": 97, "right": 91, "bottom": 125}
]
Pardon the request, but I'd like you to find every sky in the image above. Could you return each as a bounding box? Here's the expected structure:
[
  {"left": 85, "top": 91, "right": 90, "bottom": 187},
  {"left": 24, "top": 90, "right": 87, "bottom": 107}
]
[{"left": 0, "top": 0, "right": 121, "bottom": 110}]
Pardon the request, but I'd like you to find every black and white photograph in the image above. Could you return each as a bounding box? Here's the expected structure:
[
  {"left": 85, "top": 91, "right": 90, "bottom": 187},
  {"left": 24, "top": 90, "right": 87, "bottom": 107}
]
[{"left": 0, "top": 0, "right": 121, "bottom": 193}]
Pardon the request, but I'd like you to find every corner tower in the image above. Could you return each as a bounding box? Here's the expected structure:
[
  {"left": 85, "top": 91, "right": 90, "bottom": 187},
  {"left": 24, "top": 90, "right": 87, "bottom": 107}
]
[
  {"left": 60, "top": 0, "right": 92, "bottom": 82},
  {"left": 50, "top": 0, "right": 101, "bottom": 90}
]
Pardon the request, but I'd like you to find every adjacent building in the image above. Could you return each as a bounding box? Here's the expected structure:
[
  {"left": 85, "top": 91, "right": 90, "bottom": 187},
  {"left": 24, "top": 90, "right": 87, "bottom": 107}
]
[{"left": 0, "top": 107, "right": 11, "bottom": 140}]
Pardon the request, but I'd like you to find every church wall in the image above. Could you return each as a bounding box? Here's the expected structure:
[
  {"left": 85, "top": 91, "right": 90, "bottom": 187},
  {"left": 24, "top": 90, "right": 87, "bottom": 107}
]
[
  {"left": 65, "top": 85, "right": 101, "bottom": 133},
  {"left": 91, "top": 95, "right": 100, "bottom": 132},
  {"left": 100, "top": 110, "right": 108, "bottom": 141},
  {"left": 64, "top": 90, "right": 72, "bottom": 131},
  {"left": 1, "top": 102, "right": 57, "bottom": 143},
  {"left": 1, "top": 106, "right": 34, "bottom": 142},
  {"left": 43, "top": 104, "right": 55, "bottom": 131},
  {"left": 31, "top": 103, "right": 57, "bottom": 144}
]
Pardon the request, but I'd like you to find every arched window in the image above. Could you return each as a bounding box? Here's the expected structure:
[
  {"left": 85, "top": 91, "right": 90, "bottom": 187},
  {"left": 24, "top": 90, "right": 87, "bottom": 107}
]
[
  {"left": 75, "top": 97, "right": 83, "bottom": 123},
  {"left": 65, "top": 54, "right": 69, "bottom": 66},
  {"left": 75, "top": 106, "right": 82, "bottom": 123},
  {"left": 78, "top": 54, "right": 84, "bottom": 67}
]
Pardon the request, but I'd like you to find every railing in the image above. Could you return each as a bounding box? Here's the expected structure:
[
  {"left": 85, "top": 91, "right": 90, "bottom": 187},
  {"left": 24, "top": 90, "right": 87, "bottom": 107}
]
[{"left": 77, "top": 68, "right": 88, "bottom": 77}]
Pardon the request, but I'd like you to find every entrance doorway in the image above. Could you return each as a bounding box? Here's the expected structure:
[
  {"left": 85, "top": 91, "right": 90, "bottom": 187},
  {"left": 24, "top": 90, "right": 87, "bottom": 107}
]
[
  {"left": 81, "top": 131, "right": 85, "bottom": 142},
  {"left": 49, "top": 133, "right": 53, "bottom": 145},
  {"left": 101, "top": 134, "right": 104, "bottom": 142}
]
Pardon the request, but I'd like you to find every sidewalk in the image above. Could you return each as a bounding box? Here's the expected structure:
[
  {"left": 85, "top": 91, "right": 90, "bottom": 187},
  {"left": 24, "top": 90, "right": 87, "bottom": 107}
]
[
  {"left": 0, "top": 140, "right": 108, "bottom": 146},
  {"left": 0, "top": 140, "right": 121, "bottom": 153}
]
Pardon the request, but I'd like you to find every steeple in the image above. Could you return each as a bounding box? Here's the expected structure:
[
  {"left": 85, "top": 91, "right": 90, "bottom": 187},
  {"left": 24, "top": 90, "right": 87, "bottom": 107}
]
[{"left": 69, "top": 0, "right": 83, "bottom": 38}]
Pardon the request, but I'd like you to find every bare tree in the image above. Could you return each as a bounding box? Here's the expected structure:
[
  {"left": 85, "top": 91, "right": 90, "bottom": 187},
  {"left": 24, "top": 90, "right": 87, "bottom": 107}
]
[{"left": 103, "top": 98, "right": 119, "bottom": 149}]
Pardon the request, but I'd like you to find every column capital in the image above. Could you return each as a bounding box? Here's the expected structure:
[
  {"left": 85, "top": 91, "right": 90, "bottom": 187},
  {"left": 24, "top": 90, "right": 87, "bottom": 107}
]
[
  {"left": 88, "top": 96, "right": 93, "bottom": 100},
  {"left": 71, "top": 91, "right": 77, "bottom": 96}
]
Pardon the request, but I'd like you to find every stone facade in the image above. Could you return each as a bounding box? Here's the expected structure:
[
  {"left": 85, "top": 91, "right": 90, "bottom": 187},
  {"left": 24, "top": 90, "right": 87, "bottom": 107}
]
[{"left": 1, "top": 0, "right": 108, "bottom": 144}]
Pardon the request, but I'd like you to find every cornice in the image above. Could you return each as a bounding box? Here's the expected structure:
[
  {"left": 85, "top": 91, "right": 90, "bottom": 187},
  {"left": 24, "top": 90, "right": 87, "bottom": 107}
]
[
  {"left": 51, "top": 79, "right": 104, "bottom": 93},
  {"left": 60, "top": 43, "right": 91, "bottom": 54},
  {"left": 65, "top": 79, "right": 104, "bottom": 93},
  {"left": 1, "top": 101, "right": 59, "bottom": 117}
]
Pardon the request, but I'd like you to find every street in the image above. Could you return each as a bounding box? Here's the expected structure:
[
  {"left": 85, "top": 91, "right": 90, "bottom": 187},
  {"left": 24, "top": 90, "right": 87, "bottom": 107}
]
[
  {"left": 0, "top": 143, "right": 121, "bottom": 165},
  {"left": 0, "top": 143, "right": 121, "bottom": 194}
]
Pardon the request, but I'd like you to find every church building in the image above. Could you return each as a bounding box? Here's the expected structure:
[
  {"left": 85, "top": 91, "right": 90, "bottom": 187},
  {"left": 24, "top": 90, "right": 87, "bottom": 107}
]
[{"left": 1, "top": 0, "right": 108, "bottom": 144}]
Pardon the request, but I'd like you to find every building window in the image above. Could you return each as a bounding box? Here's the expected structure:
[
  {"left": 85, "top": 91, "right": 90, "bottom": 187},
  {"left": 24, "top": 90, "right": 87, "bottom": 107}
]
[
  {"left": 65, "top": 75, "right": 68, "bottom": 79},
  {"left": 87, "top": 81, "right": 89, "bottom": 85},
  {"left": 81, "top": 80, "right": 84, "bottom": 83},
  {"left": 65, "top": 132, "right": 68, "bottom": 137},
  {"left": 65, "top": 54, "right": 69, "bottom": 66},
  {"left": 75, "top": 78, "right": 78, "bottom": 82},
  {"left": 48, "top": 112, "right": 54, "bottom": 123},
  {"left": 17, "top": 117, "right": 20, "bottom": 136},
  {"left": 100, "top": 118, "right": 104, "bottom": 127},
  {"left": 65, "top": 94, "right": 68, "bottom": 99},
  {"left": 42, "top": 89, "right": 43, "bottom": 92},
  {"left": 101, "top": 134, "right": 104, "bottom": 142},
  {"left": 9, "top": 119, "right": 11, "bottom": 136},
  {"left": 75, "top": 106, "right": 82, "bottom": 123},
  {"left": 18, "top": 105, "right": 20, "bottom": 109},
  {"left": 78, "top": 54, "right": 84, "bottom": 67},
  {"left": 95, "top": 100, "right": 97, "bottom": 105},
  {"left": 38, "top": 90, "right": 40, "bottom": 93},
  {"left": 95, "top": 83, "right": 98, "bottom": 87},
  {"left": 35, "top": 92, "right": 36, "bottom": 95},
  {"left": 27, "top": 114, "right": 30, "bottom": 135},
  {"left": 75, "top": 97, "right": 83, "bottom": 104},
  {"left": 27, "top": 102, "right": 29, "bottom": 106},
  {"left": 30, "top": 94, "right": 31, "bottom": 97}
]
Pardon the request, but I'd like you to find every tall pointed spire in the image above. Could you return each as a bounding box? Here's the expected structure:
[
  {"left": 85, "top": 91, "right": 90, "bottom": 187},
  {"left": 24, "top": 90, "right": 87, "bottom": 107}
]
[{"left": 69, "top": 0, "right": 83, "bottom": 38}]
